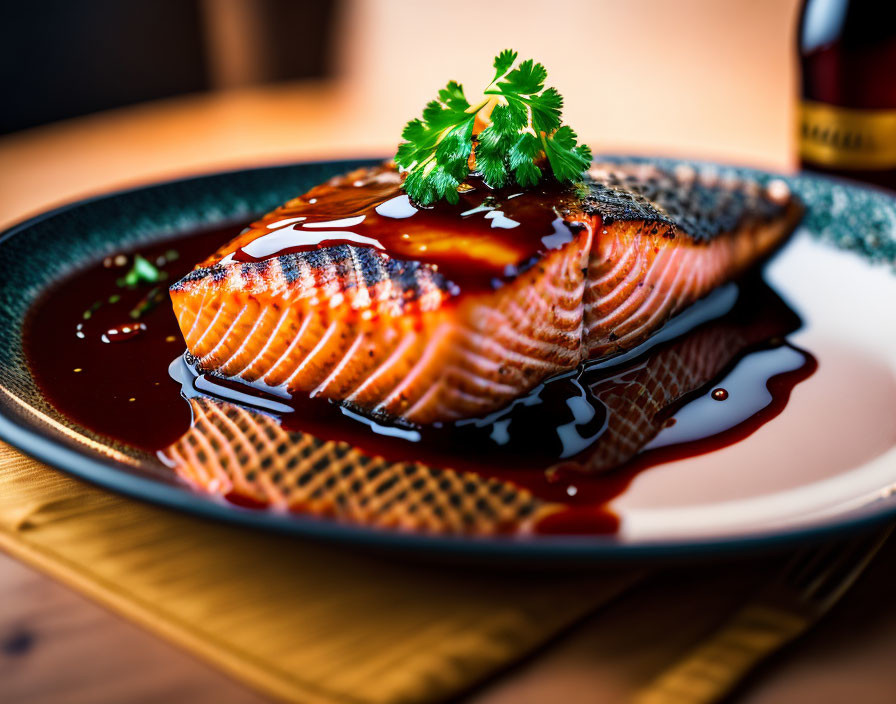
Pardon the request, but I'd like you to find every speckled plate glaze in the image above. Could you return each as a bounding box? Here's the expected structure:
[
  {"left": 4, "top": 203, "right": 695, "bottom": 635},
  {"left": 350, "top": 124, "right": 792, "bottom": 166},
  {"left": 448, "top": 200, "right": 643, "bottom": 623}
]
[{"left": 1, "top": 157, "right": 894, "bottom": 562}]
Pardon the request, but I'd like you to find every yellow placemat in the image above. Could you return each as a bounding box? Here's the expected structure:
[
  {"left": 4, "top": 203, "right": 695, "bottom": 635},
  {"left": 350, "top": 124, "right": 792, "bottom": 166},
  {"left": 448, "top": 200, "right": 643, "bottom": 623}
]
[{"left": 0, "top": 443, "right": 641, "bottom": 704}]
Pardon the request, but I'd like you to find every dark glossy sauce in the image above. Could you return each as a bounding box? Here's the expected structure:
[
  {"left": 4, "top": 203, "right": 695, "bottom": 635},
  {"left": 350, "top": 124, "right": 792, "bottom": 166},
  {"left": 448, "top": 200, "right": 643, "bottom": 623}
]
[
  {"left": 25, "top": 227, "right": 231, "bottom": 450},
  {"left": 227, "top": 169, "right": 587, "bottom": 293},
  {"left": 25, "top": 223, "right": 816, "bottom": 535}
]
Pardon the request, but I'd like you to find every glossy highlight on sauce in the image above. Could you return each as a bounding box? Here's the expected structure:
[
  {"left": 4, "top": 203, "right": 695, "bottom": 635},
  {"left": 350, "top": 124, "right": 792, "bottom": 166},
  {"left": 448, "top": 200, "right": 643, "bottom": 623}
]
[
  {"left": 223, "top": 168, "right": 587, "bottom": 293},
  {"left": 24, "top": 223, "right": 816, "bottom": 535}
]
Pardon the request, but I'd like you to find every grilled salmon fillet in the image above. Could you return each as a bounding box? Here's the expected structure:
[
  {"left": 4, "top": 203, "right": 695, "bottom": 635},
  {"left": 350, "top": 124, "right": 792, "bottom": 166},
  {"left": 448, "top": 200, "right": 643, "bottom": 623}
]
[{"left": 170, "top": 162, "right": 802, "bottom": 424}]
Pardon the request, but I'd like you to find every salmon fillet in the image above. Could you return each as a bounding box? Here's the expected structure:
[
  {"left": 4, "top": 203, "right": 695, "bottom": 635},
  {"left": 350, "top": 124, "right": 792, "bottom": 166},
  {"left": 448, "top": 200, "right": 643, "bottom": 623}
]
[{"left": 170, "top": 162, "right": 802, "bottom": 424}]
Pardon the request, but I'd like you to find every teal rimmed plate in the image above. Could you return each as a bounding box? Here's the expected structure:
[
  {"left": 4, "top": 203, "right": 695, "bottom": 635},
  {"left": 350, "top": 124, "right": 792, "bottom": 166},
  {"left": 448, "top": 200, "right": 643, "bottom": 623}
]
[{"left": 1, "top": 157, "right": 895, "bottom": 562}]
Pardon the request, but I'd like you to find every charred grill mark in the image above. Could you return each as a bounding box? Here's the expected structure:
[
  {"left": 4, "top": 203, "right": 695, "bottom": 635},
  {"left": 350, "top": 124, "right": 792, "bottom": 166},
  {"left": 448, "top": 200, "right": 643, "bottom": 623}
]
[
  {"left": 386, "top": 258, "right": 421, "bottom": 301},
  {"left": 300, "top": 245, "right": 346, "bottom": 279},
  {"left": 172, "top": 244, "right": 451, "bottom": 306},
  {"left": 331, "top": 248, "right": 354, "bottom": 289},
  {"left": 169, "top": 264, "right": 225, "bottom": 291},
  {"left": 239, "top": 262, "right": 252, "bottom": 277},
  {"left": 582, "top": 182, "right": 675, "bottom": 232},
  {"left": 356, "top": 247, "right": 388, "bottom": 290},
  {"left": 583, "top": 164, "right": 792, "bottom": 242},
  {"left": 279, "top": 255, "right": 304, "bottom": 285},
  {"left": 210, "top": 265, "right": 227, "bottom": 283}
]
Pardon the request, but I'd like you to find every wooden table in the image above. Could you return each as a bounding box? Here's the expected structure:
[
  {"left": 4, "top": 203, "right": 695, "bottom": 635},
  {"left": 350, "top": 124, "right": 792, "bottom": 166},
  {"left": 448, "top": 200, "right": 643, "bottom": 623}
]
[{"left": 3, "top": 82, "right": 896, "bottom": 704}]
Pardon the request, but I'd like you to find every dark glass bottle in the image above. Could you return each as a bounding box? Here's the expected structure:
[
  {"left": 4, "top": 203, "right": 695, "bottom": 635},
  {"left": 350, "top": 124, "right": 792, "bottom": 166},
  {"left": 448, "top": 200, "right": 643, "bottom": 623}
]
[{"left": 798, "top": 0, "right": 896, "bottom": 190}]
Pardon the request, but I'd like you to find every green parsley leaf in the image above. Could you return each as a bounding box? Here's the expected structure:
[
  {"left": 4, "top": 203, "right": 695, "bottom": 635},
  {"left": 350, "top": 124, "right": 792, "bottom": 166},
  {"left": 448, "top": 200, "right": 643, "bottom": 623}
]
[
  {"left": 117, "top": 254, "right": 165, "bottom": 288},
  {"left": 528, "top": 87, "right": 563, "bottom": 134},
  {"left": 492, "top": 49, "right": 518, "bottom": 79},
  {"left": 129, "top": 286, "right": 165, "bottom": 320},
  {"left": 476, "top": 103, "right": 527, "bottom": 188},
  {"left": 509, "top": 133, "right": 542, "bottom": 187},
  {"left": 544, "top": 125, "right": 593, "bottom": 183},
  {"left": 395, "top": 50, "right": 591, "bottom": 205},
  {"left": 498, "top": 58, "right": 547, "bottom": 97}
]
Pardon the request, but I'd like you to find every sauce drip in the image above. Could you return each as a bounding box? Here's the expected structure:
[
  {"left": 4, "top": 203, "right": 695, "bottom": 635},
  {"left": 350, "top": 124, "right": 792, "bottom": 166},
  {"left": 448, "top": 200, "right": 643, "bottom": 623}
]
[
  {"left": 24, "top": 223, "right": 816, "bottom": 535},
  {"left": 226, "top": 168, "right": 587, "bottom": 292}
]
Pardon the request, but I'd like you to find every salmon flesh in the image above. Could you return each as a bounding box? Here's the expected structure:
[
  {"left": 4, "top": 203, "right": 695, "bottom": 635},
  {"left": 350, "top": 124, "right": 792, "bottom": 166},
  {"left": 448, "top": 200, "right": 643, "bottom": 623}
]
[{"left": 169, "top": 162, "right": 802, "bottom": 424}]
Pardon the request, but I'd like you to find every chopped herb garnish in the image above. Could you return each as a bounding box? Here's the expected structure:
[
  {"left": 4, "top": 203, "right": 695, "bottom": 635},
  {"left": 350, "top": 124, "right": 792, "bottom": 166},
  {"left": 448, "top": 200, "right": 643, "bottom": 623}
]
[
  {"left": 82, "top": 300, "right": 102, "bottom": 320},
  {"left": 118, "top": 254, "right": 164, "bottom": 288},
  {"left": 395, "top": 50, "right": 592, "bottom": 205},
  {"left": 129, "top": 286, "right": 164, "bottom": 320},
  {"left": 108, "top": 294, "right": 121, "bottom": 304}
]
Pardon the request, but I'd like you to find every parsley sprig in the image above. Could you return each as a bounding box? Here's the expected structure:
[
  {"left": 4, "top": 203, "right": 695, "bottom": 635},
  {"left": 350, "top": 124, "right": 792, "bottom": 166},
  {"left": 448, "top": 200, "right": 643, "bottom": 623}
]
[{"left": 395, "top": 50, "right": 592, "bottom": 205}]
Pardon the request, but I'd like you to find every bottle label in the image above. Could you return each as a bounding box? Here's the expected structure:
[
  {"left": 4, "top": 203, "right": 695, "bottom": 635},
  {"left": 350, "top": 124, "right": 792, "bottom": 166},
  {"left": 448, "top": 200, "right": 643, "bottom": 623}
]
[{"left": 799, "top": 101, "right": 896, "bottom": 170}]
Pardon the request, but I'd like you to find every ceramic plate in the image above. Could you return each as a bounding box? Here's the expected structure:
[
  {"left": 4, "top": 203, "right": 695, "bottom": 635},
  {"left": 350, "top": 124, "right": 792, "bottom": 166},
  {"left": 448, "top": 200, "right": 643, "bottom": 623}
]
[{"left": 1, "top": 157, "right": 894, "bottom": 561}]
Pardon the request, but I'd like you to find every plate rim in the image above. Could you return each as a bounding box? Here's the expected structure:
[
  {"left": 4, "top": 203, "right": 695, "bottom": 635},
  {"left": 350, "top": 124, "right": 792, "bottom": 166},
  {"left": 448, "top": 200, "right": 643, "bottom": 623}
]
[{"left": 1, "top": 156, "right": 895, "bottom": 563}]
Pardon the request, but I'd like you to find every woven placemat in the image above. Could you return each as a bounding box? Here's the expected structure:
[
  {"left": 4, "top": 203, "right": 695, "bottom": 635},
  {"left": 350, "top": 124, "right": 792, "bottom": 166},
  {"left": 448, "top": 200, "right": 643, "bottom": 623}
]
[{"left": 0, "top": 443, "right": 641, "bottom": 704}]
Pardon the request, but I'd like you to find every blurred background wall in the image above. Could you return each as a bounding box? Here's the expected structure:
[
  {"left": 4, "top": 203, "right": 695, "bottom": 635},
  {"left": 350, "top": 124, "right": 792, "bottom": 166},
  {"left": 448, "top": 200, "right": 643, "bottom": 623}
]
[
  {"left": 0, "top": 0, "right": 804, "bottom": 226},
  {"left": 1, "top": 0, "right": 802, "bottom": 161},
  {"left": 0, "top": 0, "right": 339, "bottom": 134}
]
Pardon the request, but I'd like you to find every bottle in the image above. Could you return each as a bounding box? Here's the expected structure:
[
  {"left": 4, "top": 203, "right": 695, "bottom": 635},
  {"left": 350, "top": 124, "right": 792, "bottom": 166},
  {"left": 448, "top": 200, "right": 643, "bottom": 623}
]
[{"left": 797, "top": 0, "right": 896, "bottom": 191}]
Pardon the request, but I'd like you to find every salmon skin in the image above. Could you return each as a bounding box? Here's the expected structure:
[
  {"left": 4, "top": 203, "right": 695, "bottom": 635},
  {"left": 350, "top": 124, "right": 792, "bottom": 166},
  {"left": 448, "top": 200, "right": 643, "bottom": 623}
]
[{"left": 170, "top": 162, "right": 802, "bottom": 424}]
